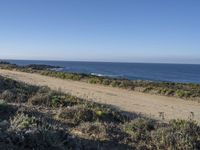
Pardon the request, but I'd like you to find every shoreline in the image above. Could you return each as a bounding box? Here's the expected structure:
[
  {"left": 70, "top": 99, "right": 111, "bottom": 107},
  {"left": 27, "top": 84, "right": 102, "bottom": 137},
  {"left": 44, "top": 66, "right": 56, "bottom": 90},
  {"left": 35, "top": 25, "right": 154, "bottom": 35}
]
[
  {"left": 2, "top": 60, "right": 200, "bottom": 83},
  {"left": 1, "top": 62, "right": 200, "bottom": 102}
]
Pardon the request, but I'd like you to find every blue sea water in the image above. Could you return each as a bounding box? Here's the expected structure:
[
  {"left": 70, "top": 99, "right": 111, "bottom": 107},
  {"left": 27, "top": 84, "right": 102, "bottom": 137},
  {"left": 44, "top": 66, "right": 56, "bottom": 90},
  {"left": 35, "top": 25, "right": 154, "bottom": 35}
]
[{"left": 7, "top": 60, "right": 200, "bottom": 84}]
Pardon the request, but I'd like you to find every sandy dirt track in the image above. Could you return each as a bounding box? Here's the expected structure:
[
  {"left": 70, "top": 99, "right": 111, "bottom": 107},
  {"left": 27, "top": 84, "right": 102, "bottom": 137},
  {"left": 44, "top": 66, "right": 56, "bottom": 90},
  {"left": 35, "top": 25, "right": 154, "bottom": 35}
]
[{"left": 0, "top": 69, "right": 200, "bottom": 122}]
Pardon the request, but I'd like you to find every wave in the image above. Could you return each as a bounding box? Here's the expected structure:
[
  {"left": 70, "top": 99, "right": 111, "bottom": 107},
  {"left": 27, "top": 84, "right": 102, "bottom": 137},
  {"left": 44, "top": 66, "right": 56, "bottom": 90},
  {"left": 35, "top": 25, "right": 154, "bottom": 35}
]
[
  {"left": 51, "top": 67, "right": 64, "bottom": 71},
  {"left": 91, "top": 73, "right": 105, "bottom": 77},
  {"left": 91, "top": 72, "right": 121, "bottom": 78}
]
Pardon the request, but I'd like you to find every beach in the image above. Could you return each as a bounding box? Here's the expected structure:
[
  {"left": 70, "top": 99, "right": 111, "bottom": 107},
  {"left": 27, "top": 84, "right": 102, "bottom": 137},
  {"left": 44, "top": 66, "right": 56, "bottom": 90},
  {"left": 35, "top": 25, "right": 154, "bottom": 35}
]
[{"left": 1, "top": 68, "right": 200, "bottom": 122}]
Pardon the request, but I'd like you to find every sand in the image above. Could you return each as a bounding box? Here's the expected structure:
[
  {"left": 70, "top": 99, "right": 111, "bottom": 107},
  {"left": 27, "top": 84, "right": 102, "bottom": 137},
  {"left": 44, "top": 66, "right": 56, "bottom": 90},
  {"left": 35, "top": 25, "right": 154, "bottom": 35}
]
[{"left": 0, "top": 69, "right": 200, "bottom": 122}]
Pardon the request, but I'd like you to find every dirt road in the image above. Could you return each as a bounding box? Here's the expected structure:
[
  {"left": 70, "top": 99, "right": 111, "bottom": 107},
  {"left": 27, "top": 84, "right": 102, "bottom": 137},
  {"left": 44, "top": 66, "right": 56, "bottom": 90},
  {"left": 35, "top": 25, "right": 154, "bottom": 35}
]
[{"left": 0, "top": 69, "right": 200, "bottom": 122}]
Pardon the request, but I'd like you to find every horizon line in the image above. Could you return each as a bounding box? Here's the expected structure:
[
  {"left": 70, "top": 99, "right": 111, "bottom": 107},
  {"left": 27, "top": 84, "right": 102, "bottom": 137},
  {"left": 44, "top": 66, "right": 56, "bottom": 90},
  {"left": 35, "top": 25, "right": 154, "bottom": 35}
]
[{"left": 1, "top": 58, "right": 200, "bottom": 65}]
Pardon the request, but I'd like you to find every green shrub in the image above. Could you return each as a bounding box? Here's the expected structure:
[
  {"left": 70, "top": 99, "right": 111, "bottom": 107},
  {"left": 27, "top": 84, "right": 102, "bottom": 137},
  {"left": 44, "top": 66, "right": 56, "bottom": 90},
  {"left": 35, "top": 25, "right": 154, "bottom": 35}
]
[
  {"left": 122, "top": 118, "right": 155, "bottom": 140},
  {"left": 58, "top": 107, "right": 95, "bottom": 125},
  {"left": 153, "top": 120, "right": 200, "bottom": 150},
  {"left": 143, "top": 87, "right": 153, "bottom": 93},
  {"left": 102, "top": 79, "right": 111, "bottom": 85},
  {"left": 50, "top": 95, "right": 65, "bottom": 107},
  {"left": 111, "top": 80, "right": 121, "bottom": 87},
  {"left": 89, "top": 78, "right": 102, "bottom": 84},
  {"left": 1, "top": 90, "right": 15, "bottom": 102},
  {"left": 176, "top": 90, "right": 185, "bottom": 98},
  {"left": 72, "top": 74, "right": 82, "bottom": 81},
  {"left": 28, "top": 91, "right": 52, "bottom": 106},
  {"left": 72, "top": 122, "right": 108, "bottom": 140},
  {"left": 10, "top": 113, "right": 37, "bottom": 131},
  {"left": 1, "top": 117, "right": 68, "bottom": 150},
  {"left": 165, "top": 89, "right": 175, "bottom": 96}
]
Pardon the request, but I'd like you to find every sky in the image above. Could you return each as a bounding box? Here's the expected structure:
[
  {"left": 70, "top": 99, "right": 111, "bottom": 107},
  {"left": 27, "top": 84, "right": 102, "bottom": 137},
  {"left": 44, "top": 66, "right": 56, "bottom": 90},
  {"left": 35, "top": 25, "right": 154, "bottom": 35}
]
[{"left": 0, "top": 0, "right": 200, "bottom": 64}]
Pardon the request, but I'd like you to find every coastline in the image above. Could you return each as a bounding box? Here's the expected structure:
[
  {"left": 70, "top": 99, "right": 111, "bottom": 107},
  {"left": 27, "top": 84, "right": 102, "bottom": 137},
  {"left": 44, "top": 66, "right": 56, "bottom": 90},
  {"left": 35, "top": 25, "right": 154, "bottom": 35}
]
[
  {"left": 5, "top": 59, "right": 200, "bottom": 83},
  {"left": 1, "top": 62, "right": 200, "bottom": 101}
]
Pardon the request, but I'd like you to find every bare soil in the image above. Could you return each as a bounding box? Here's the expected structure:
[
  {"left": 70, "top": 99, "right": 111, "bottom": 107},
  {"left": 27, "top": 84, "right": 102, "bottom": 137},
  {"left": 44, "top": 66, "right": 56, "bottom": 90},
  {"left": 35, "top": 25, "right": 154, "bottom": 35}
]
[{"left": 0, "top": 69, "right": 200, "bottom": 122}]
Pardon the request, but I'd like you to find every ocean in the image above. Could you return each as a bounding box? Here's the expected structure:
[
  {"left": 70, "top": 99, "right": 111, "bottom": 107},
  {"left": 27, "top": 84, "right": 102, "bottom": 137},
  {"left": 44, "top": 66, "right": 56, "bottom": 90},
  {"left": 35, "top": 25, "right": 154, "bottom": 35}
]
[{"left": 7, "top": 60, "right": 200, "bottom": 84}]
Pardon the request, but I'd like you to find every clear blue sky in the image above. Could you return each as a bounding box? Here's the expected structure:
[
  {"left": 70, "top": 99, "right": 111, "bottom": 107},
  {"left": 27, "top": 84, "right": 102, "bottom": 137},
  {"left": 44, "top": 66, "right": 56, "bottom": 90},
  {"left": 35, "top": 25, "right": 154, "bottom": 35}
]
[{"left": 0, "top": 0, "right": 200, "bottom": 63}]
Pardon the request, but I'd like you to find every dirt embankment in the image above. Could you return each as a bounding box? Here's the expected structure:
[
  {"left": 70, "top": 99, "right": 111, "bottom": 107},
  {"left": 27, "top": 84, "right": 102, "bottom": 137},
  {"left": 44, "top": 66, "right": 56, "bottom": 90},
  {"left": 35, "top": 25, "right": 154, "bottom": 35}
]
[{"left": 0, "top": 69, "right": 200, "bottom": 122}]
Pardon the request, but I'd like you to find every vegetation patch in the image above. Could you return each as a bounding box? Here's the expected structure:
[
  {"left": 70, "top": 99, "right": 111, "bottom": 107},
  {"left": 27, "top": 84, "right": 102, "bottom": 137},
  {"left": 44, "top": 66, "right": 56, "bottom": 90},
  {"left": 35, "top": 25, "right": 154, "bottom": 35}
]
[{"left": 0, "top": 71, "right": 200, "bottom": 149}]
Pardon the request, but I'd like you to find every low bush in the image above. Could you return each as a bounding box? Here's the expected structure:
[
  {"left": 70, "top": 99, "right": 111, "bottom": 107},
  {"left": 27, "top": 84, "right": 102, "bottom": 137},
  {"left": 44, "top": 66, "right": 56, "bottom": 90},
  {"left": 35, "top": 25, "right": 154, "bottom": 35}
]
[
  {"left": 89, "top": 77, "right": 102, "bottom": 84},
  {"left": 176, "top": 90, "right": 186, "bottom": 98},
  {"left": 71, "top": 121, "right": 108, "bottom": 140},
  {"left": 1, "top": 90, "right": 15, "bottom": 102},
  {"left": 10, "top": 113, "right": 37, "bottom": 131},
  {"left": 102, "top": 79, "right": 111, "bottom": 85},
  {"left": 111, "top": 80, "right": 121, "bottom": 87},
  {"left": 122, "top": 118, "right": 155, "bottom": 140},
  {"left": 58, "top": 106, "right": 95, "bottom": 125},
  {"left": 153, "top": 120, "right": 200, "bottom": 150}
]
